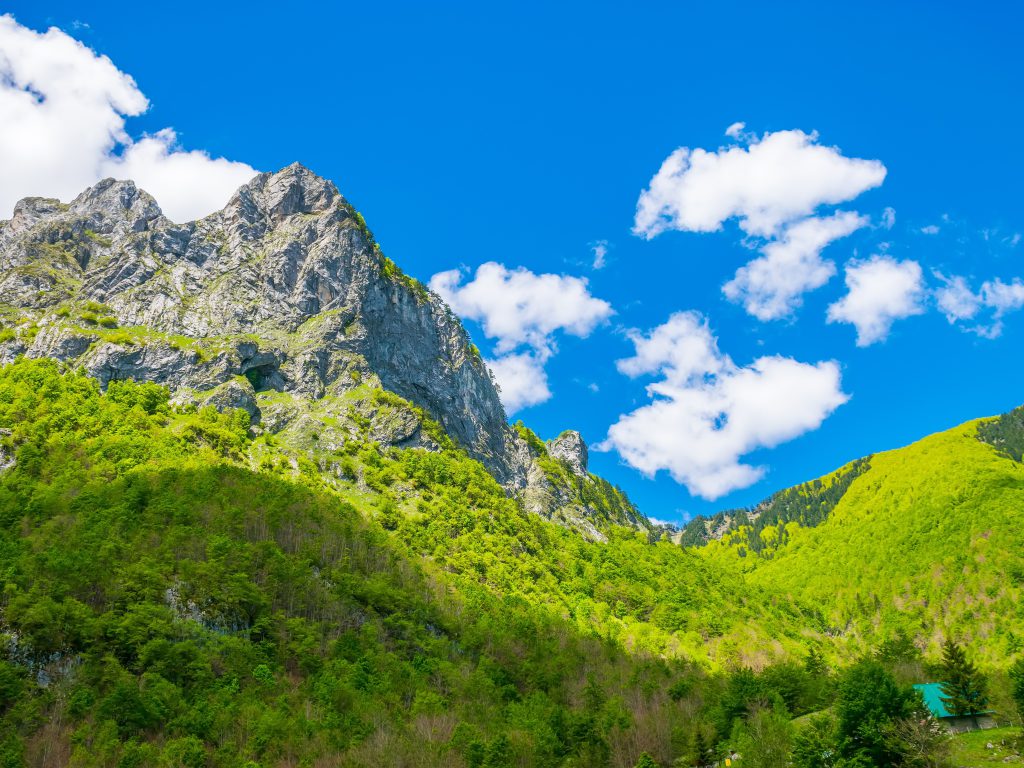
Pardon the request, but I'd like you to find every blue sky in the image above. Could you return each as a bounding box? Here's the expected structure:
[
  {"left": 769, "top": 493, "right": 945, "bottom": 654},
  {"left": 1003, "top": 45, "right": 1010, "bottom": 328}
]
[{"left": 3, "top": 2, "right": 1023, "bottom": 521}]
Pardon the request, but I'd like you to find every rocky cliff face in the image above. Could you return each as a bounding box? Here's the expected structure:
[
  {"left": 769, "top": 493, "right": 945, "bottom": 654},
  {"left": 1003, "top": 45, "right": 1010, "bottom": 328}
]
[
  {"left": 548, "top": 430, "right": 589, "bottom": 476},
  {"left": 0, "top": 164, "right": 645, "bottom": 534}
]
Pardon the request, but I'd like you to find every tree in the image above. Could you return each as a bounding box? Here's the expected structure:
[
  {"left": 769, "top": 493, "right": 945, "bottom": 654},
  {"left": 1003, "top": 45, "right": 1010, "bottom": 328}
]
[
  {"left": 691, "top": 727, "right": 710, "bottom": 767},
  {"left": 1009, "top": 657, "right": 1024, "bottom": 724},
  {"left": 883, "top": 715, "right": 952, "bottom": 768},
  {"left": 634, "top": 753, "right": 659, "bottom": 768},
  {"left": 836, "top": 659, "right": 916, "bottom": 765},
  {"left": 731, "top": 707, "right": 792, "bottom": 768},
  {"left": 792, "top": 714, "right": 842, "bottom": 768},
  {"left": 938, "top": 638, "right": 988, "bottom": 723}
]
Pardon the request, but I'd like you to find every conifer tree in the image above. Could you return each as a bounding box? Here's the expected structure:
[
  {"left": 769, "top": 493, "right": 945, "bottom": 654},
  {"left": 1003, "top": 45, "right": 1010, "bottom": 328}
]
[
  {"left": 939, "top": 638, "right": 988, "bottom": 720},
  {"left": 691, "top": 727, "right": 708, "bottom": 767},
  {"left": 1008, "top": 658, "right": 1024, "bottom": 723}
]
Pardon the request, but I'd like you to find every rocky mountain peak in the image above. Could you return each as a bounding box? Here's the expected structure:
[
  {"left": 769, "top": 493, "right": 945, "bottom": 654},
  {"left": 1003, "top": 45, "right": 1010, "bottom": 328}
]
[
  {"left": 0, "top": 164, "right": 648, "bottom": 536},
  {"left": 7, "top": 197, "right": 64, "bottom": 236},
  {"left": 71, "top": 178, "right": 165, "bottom": 232},
  {"left": 0, "top": 165, "right": 522, "bottom": 483},
  {"left": 227, "top": 163, "right": 341, "bottom": 229},
  {"left": 548, "top": 430, "right": 589, "bottom": 476}
]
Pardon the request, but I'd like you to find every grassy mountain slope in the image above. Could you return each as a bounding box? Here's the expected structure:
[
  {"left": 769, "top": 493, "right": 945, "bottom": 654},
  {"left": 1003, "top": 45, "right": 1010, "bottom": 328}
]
[
  {"left": 0, "top": 359, "right": 830, "bottom": 766},
  {"left": 700, "top": 415, "right": 1024, "bottom": 661}
]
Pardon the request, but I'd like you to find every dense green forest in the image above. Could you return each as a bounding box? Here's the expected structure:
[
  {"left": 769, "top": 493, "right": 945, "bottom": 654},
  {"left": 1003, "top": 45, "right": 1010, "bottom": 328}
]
[
  {"left": 1, "top": 359, "right": 1023, "bottom": 767},
  {"left": 700, "top": 415, "right": 1024, "bottom": 663},
  {"left": 679, "top": 458, "right": 871, "bottom": 550}
]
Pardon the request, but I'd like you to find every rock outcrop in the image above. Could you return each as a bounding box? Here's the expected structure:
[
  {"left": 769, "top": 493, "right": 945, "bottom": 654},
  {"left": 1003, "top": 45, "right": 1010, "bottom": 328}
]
[
  {"left": 0, "top": 164, "right": 648, "bottom": 534},
  {"left": 548, "top": 431, "right": 588, "bottom": 476}
]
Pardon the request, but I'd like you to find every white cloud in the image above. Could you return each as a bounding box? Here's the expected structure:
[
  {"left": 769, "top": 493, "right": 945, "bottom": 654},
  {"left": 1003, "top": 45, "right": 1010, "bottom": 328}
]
[
  {"left": 429, "top": 262, "right": 613, "bottom": 353},
  {"left": 724, "top": 121, "right": 746, "bottom": 139},
  {"left": 981, "top": 278, "right": 1024, "bottom": 315},
  {"left": 920, "top": 225, "right": 940, "bottom": 235},
  {"left": 881, "top": 207, "right": 896, "bottom": 229},
  {"left": 591, "top": 239, "right": 609, "bottom": 269},
  {"left": 633, "top": 128, "right": 886, "bottom": 239},
  {"left": 484, "top": 352, "right": 551, "bottom": 413},
  {"left": 429, "top": 262, "right": 613, "bottom": 413},
  {"left": 598, "top": 312, "right": 848, "bottom": 499},
  {"left": 722, "top": 211, "right": 867, "bottom": 320},
  {"left": 633, "top": 126, "right": 885, "bottom": 319},
  {"left": 104, "top": 129, "right": 257, "bottom": 222},
  {"left": 935, "top": 273, "right": 981, "bottom": 322},
  {"left": 0, "top": 15, "right": 257, "bottom": 222},
  {"left": 936, "top": 273, "right": 1024, "bottom": 338},
  {"left": 827, "top": 256, "right": 926, "bottom": 346}
]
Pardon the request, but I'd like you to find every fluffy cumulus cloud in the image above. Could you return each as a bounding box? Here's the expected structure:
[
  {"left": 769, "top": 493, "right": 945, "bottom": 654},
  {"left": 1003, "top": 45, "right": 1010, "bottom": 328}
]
[
  {"left": 722, "top": 211, "right": 868, "bottom": 320},
  {"left": 935, "top": 273, "right": 1024, "bottom": 338},
  {"left": 429, "top": 262, "right": 613, "bottom": 413},
  {"left": 598, "top": 312, "right": 848, "bottom": 499},
  {"left": 483, "top": 352, "right": 552, "bottom": 414},
  {"left": 826, "top": 256, "right": 926, "bottom": 346},
  {"left": 634, "top": 127, "right": 885, "bottom": 239},
  {"left": 0, "top": 15, "right": 258, "bottom": 222},
  {"left": 634, "top": 127, "right": 886, "bottom": 319}
]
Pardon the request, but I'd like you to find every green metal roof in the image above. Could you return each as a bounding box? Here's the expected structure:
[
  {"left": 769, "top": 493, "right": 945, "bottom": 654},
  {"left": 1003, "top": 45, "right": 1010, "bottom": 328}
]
[
  {"left": 913, "top": 683, "right": 995, "bottom": 719},
  {"left": 914, "top": 683, "right": 953, "bottom": 718}
]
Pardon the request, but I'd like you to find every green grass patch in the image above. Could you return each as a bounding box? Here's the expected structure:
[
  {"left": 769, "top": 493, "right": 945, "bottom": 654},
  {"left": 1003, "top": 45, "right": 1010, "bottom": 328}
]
[{"left": 951, "top": 726, "right": 1022, "bottom": 764}]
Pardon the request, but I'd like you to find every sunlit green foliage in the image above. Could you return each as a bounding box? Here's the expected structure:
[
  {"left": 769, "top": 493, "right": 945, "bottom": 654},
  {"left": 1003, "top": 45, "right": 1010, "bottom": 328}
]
[
  {"left": 2, "top": 359, "right": 1021, "bottom": 766},
  {"left": 702, "top": 420, "right": 1024, "bottom": 661},
  {"left": 680, "top": 458, "right": 870, "bottom": 549},
  {"left": 0, "top": 359, "right": 827, "bottom": 766}
]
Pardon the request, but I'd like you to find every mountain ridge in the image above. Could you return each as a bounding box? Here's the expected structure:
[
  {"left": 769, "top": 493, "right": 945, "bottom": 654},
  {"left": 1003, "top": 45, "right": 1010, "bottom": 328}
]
[
  {"left": 0, "top": 164, "right": 647, "bottom": 539},
  {"left": 690, "top": 409, "right": 1024, "bottom": 662}
]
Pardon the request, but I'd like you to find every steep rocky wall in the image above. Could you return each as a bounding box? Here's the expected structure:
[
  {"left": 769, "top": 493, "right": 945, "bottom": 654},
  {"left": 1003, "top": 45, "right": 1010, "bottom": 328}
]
[
  {"left": 0, "top": 164, "right": 648, "bottom": 534},
  {"left": 0, "top": 164, "right": 526, "bottom": 485}
]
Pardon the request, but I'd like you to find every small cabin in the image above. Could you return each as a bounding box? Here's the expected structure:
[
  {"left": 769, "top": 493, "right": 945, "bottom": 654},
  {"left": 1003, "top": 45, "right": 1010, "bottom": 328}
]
[{"left": 913, "top": 683, "right": 997, "bottom": 733}]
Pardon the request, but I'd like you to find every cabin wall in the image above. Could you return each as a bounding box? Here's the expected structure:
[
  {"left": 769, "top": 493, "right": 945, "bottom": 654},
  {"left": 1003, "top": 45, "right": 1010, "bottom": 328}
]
[{"left": 943, "top": 714, "right": 997, "bottom": 733}]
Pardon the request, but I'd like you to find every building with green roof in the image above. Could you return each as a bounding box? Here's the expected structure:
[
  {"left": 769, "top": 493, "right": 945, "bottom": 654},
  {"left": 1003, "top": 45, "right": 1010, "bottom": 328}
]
[{"left": 913, "top": 683, "right": 997, "bottom": 733}]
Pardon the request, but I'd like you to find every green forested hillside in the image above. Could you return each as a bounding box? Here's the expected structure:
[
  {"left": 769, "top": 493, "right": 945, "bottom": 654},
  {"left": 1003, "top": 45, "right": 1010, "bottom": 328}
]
[
  {"left": 701, "top": 416, "right": 1024, "bottom": 662},
  {"left": 679, "top": 457, "right": 871, "bottom": 549},
  {"left": 3, "top": 359, "right": 1024, "bottom": 766},
  {"left": 0, "top": 359, "right": 833, "bottom": 767}
]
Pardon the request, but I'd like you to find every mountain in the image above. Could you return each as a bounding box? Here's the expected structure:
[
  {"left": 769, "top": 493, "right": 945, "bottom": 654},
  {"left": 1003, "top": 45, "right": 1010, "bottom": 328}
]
[
  {"left": 1, "top": 167, "right": 1022, "bottom": 765},
  {"left": 690, "top": 410, "right": 1024, "bottom": 662},
  {"left": 0, "top": 165, "right": 643, "bottom": 539}
]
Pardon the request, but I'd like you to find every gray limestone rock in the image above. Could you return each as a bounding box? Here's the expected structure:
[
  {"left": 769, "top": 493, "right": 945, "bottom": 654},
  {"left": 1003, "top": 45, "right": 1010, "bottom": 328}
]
[
  {"left": 0, "top": 163, "right": 648, "bottom": 535},
  {"left": 200, "top": 378, "right": 262, "bottom": 425},
  {"left": 548, "top": 431, "right": 588, "bottom": 477},
  {"left": 0, "top": 164, "right": 524, "bottom": 486}
]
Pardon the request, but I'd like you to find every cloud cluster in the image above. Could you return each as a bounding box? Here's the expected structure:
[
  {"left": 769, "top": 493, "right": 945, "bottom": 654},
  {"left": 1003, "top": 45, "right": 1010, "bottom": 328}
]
[
  {"left": 634, "top": 127, "right": 886, "bottom": 319},
  {"left": 599, "top": 312, "right": 848, "bottom": 499},
  {"left": 0, "top": 15, "right": 257, "bottom": 222},
  {"left": 822, "top": 258, "right": 1024, "bottom": 345},
  {"left": 723, "top": 211, "right": 868, "bottom": 320},
  {"left": 827, "top": 256, "right": 926, "bottom": 346},
  {"left": 429, "top": 262, "right": 613, "bottom": 413},
  {"left": 935, "top": 273, "right": 1024, "bottom": 338}
]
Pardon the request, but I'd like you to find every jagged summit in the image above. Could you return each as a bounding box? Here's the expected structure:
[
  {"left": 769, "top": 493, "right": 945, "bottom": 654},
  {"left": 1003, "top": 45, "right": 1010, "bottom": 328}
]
[
  {"left": 0, "top": 166, "right": 649, "bottom": 536},
  {"left": 0, "top": 165, "right": 518, "bottom": 476},
  {"left": 548, "top": 430, "right": 588, "bottom": 477},
  {"left": 225, "top": 163, "right": 342, "bottom": 236}
]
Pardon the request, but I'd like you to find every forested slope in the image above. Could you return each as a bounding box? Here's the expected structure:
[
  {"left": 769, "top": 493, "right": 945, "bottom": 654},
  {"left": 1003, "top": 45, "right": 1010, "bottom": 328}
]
[
  {"left": 0, "top": 360, "right": 829, "bottom": 766},
  {"left": 700, "top": 415, "right": 1024, "bottom": 661}
]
